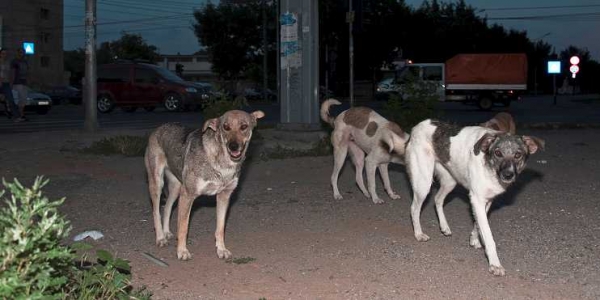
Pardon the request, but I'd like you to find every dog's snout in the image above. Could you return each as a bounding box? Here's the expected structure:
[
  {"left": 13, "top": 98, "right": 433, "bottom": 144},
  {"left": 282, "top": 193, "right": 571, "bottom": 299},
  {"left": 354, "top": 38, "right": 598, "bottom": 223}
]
[
  {"left": 501, "top": 170, "right": 515, "bottom": 180},
  {"left": 228, "top": 142, "right": 240, "bottom": 152}
]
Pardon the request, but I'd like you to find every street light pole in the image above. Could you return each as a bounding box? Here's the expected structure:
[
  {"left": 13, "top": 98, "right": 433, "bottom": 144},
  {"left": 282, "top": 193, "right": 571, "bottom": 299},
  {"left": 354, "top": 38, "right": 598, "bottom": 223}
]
[
  {"left": 84, "top": 0, "right": 98, "bottom": 132},
  {"left": 348, "top": 0, "right": 354, "bottom": 107}
]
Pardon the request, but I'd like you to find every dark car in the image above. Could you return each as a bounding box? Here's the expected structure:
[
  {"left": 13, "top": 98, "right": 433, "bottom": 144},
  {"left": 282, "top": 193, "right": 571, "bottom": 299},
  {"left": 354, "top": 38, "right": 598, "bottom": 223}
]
[
  {"left": 96, "top": 61, "right": 210, "bottom": 113},
  {"left": 243, "top": 87, "right": 277, "bottom": 101},
  {"left": 46, "top": 85, "right": 82, "bottom": 105}
]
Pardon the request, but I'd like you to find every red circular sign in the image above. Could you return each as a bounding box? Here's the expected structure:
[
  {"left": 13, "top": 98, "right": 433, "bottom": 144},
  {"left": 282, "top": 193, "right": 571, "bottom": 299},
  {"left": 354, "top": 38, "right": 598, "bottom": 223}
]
[
  {"left": 570, "top": 65, "right": 580, "bottom": 74},
  {"left": 570, "top": 56, "right": 580, "bottom": 65}
]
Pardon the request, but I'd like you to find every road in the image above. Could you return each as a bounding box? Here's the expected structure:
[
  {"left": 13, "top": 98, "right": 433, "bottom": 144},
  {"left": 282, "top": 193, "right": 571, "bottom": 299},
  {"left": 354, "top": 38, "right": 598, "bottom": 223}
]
[
  {"left": 1, "top": 94, "right": 598, "bottom": 134},
  {"left": 0, "top": 127, "right": 598, "bottom": 299}
]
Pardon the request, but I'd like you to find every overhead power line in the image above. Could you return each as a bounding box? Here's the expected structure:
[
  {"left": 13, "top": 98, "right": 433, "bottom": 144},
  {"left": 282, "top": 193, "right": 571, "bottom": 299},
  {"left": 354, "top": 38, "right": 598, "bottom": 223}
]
[
  {"left": 487, "top": 11, "right": 600, "bottom": 21},
  {"left": 481, "top": 4, "right": 600, "bottom": 11}
]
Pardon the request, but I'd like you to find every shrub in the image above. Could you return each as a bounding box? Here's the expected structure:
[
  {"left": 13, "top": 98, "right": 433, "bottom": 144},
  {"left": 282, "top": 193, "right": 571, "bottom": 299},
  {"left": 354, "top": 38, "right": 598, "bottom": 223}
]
[
  {"left": 0, "top": 177, "right": 151, "bottom": 299},
  {"left": 202, "top": 93, "right": 248, "bottom": 120},
  {"left": 0, "top": 178, "right": 73, "bottom": 299},
  {"left": 383, "top": 77, "right": 441, "bottom": 130},
  {"left": 80, "top": 135, "right": 148, "bottom": 157}
]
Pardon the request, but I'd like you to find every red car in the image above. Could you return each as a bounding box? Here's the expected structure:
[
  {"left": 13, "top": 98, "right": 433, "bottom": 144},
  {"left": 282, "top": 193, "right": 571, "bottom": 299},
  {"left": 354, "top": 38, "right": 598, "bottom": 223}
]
[{"left": 96, "top": 61, "right": 210, "bottom": 113}]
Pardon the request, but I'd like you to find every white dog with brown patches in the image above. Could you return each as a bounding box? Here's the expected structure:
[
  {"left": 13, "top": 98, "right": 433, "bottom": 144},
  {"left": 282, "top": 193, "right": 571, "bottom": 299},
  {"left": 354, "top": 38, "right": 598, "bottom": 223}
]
[{"left": 320, "top": 99, "right": 410, "bottom": 204}]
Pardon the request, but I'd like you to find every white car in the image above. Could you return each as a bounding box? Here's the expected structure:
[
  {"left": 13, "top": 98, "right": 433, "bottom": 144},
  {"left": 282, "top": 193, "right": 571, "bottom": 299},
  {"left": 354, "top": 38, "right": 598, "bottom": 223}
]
[{"left": 12, "top": 86, "right": 53, "bottom": 115}]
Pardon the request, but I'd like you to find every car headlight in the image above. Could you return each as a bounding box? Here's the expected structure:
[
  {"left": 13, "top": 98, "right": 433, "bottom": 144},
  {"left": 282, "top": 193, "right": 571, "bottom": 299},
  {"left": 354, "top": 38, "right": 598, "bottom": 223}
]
[{"left": 185, "top": 87, "right": 197, "bottom": 93}]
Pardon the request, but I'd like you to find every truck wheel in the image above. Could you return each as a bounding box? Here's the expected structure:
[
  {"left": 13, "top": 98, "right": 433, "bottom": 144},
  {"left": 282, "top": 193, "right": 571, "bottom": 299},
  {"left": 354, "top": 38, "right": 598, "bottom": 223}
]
[{"left": 478, "top": 97, "right": 493, "bottom": 110}]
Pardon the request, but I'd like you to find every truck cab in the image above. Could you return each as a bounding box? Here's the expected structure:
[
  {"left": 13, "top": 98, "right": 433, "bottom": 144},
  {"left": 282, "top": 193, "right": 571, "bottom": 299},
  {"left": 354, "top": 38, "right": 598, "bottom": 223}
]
[{"left": 378, "top": 53, "right": 528, "bottom": 110}]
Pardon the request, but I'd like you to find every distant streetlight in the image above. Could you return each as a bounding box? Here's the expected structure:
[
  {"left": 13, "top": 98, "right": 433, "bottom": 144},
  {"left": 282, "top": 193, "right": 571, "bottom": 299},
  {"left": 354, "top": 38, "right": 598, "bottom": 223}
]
[{"left": 533, "top": 32, "right": 552, "bottom": 96}]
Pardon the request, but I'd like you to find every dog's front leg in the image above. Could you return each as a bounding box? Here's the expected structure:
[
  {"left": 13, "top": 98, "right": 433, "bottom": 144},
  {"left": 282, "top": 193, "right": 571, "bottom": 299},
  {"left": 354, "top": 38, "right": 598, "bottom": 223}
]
[
  {"left": 176, "top": 187, "right": 196, "bottom": 260},
  {"left": 469, "top": 201, "right": 492, "bottom": 249},
  {"left": 215, "top": 187, "right": 235, "bottom": 259},
  {"left": 470, "top": 195, "right": 505, "bottom": 276}
]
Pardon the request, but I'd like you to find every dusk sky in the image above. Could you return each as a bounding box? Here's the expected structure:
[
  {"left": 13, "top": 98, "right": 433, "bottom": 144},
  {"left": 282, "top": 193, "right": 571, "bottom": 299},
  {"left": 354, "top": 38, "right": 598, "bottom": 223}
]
[{"left": 63, "top": 0, "right": 600, "bottom": 60}]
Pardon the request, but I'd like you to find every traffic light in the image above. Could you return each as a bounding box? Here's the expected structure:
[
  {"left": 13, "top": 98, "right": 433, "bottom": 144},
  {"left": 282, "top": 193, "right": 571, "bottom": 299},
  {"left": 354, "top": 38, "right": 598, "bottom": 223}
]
[{"left": 569, "top": 56, "right": 580, "bottom": 79}]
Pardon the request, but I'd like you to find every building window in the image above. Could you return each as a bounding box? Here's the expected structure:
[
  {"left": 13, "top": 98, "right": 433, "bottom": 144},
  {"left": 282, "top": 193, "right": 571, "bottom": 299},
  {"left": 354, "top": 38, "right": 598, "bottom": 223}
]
[
  {"left": 40, "top": 8, "right": 50, "bottom": 20},
  {"left": 41, "top": 56, "right": 50, "bottom": 68},
  {"left": 40, "top": 32, "right": 50, "bottom": 44}
]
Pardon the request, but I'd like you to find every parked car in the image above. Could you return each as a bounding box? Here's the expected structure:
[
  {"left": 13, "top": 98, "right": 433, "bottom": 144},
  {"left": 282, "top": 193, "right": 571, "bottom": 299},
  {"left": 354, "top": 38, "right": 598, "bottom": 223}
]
[
  {"left": 46, "top": 85, "right": 82, "bottom": 105},
  {"left": 243, "top": 87, "right": 277, "bottom": 101},
  {"left": 12, "top": 87, "right": 52, "bottom": 115},
  {"left": 96, "top": 61, "right": 210, "bottom": 113}
]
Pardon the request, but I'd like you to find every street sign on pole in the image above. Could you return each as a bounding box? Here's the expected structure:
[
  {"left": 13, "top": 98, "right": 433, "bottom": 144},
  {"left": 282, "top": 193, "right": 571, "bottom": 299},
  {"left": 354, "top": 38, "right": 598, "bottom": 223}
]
[
  {"left": 547, "top": 60, "right": 561, "bottom": 106},
  {"left": 569, "top": 56, "right": 580, "bottom": 79}
]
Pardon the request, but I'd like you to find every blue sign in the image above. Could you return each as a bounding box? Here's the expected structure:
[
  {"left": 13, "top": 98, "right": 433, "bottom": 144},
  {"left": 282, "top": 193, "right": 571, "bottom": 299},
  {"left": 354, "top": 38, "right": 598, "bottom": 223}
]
[
  {"left": 547, "top": 61, "right": 561, "bottom": 74},
  {"left": 23, "top": 42, "right": 35, "bottom": 55}
]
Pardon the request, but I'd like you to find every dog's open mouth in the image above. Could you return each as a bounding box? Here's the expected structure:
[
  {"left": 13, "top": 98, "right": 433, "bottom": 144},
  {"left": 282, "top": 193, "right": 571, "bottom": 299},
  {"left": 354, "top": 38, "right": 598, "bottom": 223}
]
[{"left": 228, "top": 148, "right": 244, "bottom": 161}]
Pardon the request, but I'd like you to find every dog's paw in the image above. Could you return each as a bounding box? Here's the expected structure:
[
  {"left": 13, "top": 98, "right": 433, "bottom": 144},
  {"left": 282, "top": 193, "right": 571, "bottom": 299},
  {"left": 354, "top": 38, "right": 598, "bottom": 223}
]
[
  {"left": 371, "top": 198, "right": 385, "bottom": 204},
  {"left": 470, "top": 236, "right": 482, "bottom": 249},
  {"left": 177, "top": 248, "right": 192, "bottom": 260},
  {"left": 164, "top": 231, "right": 174, "bottom": 240},
  {"left": 489, "top": 264, "right": 506, "bottom": 276},
  {"left": 415, "top": 233, "right": 430, "bottom": 242},
  {"left": 441, "top": 227, "right": 452, "bottom": 236},
  {"left": 156, "top": 238, "right": 169, "bottom": 247},
  {"left": 333, "top": 193, "right": 344, "bottom": 200},
  {"left": 217, "top": 247, "right": 232, "bottom": 259},
  {"left": 388, "top": 193, "right": 401, "bottom": 200}
]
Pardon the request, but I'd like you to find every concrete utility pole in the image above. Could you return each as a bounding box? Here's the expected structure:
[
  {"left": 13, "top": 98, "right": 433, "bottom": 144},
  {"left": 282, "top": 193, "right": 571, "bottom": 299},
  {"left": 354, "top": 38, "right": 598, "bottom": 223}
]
[
  {"left": 84, "top": 0, "right": 98, "bottom": 132},
  {"left": 278, "top": 0, "right": 319, "bottom": 130},
  {"left": 347, "top": 0, "right": 354, "bottom": 107}
]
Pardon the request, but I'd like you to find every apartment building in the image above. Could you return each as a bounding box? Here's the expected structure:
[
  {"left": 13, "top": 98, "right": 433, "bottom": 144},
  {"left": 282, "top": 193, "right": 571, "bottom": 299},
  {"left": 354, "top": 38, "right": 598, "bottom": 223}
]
[{"left": 0, "top": 0, "right": 65, "bottom": 88}]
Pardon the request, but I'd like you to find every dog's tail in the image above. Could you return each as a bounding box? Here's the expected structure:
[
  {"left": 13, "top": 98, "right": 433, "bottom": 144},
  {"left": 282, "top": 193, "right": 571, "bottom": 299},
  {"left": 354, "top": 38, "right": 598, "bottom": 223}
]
[{"left": 320, "top": 98, "right": 342, "bottom": 127}]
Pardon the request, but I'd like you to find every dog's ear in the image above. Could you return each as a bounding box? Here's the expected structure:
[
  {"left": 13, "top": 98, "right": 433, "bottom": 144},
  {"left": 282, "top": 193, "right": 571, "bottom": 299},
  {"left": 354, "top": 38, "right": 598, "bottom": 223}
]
[
  {"left": 522, "top": 135, "right": 545, "bottom": 154},
  {"left": 202, "top": 118, "right": 219, "bottom": 132},
  {"left": 383, "top": 134, "right": 395, "bottom": 154},
  {"left": 251, "top": 110, "right": 265, "bottom": 120},
  {"left": 474, "top": 133, "right": 497, "bottom": 155}
]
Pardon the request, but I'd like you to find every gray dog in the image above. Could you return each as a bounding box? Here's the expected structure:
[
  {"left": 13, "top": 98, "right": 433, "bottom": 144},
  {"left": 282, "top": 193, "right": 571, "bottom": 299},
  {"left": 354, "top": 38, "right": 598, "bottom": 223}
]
[
  {"left": 145, "top": 110, "right": 264, "bottom": 260},
  {"left": 405, "top": 119, "right": 544, "bottom": 276}
]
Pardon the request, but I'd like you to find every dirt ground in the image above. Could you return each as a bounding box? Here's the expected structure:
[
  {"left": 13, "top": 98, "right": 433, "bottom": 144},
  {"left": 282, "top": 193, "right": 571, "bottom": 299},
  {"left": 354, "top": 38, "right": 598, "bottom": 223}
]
[{"left": 1, "top": 128, "right": 599, "bottom": 300}]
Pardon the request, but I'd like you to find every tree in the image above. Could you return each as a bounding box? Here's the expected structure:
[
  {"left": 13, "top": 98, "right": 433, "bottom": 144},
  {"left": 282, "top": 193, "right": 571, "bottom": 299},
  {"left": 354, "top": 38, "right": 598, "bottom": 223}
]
[
  {"left": 97, "top": 32, "right": 160, "bottom": 64},
  {"left": 64, "top": 48, "right": 85, "bottom": 86},
  {"left": 193, "top": 2, "right": 276, "bottom": 82},
  {"left": 175, "top": 63, "right": 184, "bottom": 77}
]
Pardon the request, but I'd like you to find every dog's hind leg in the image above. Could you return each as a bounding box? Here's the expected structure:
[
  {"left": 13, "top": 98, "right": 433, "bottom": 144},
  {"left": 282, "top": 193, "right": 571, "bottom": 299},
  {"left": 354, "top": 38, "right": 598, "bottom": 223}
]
[
  {"left": 348, "top": 142, "right": 369, "bottom": 198},
  {"left": 331, "top": 130, "right": 349, "bottom": 200},
  {"left": 161, "top": 170, "right": 181, "bottom": 242},
  {"left": 215, "top": 187, "right": 235, "bottom": 259},
  {"left": 433, "top": 163, "right": 456, "bottom": 236},
  {"left": 407, "top": 145, "right": 435, "bottom": 242},
  {"left": 378, "top": 163, "right": 401, "bottom": 200},
  {"left": 365, "top": 154, "right": 384, "bottom": 204},
  {"left": 145, "top": 144, "right": 167, "bottom": 247}
]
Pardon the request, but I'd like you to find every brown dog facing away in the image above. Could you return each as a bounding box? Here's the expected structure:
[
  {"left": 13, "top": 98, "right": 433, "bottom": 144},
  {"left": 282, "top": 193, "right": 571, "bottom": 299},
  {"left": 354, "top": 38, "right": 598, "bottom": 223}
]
[
  {"left": 480, "top": 112, "right": 516, "bottom": 134},
  {"left": 144, "top": 110, "right": 264, "bottom": 260},
  {"left": 321, "top": 99, "right": 410, "bottom": 204}
]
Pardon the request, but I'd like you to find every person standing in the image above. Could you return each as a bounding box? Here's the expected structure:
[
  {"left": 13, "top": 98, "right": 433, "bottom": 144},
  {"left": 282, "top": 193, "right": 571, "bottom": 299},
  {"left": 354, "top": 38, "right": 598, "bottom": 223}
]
[
  {"left": 11, "top": 48, "right": 29, "bottom": 122},
  {"left": 0, "top": 48, "right": 20, "bottom": 120}
]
